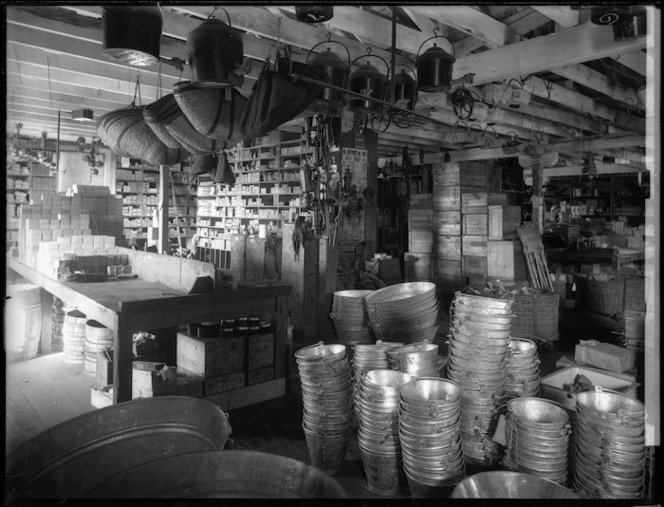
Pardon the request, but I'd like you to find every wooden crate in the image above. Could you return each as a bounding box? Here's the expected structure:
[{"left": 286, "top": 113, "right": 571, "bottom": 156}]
[
  {"left": 176, "top": 375, "right": 204, "bottom": 398},
  {"left": 204, "top": 371, "right": 247, "bottom": 396},
  {"left": 433, "top": 258, "right": 465, "bottom": 287},
  {"left": 488, "top": 205, "right": 522, "bottom": 240},
  {"left": 408, "top": 209, "right": 432, "bottom": 230},
  {"left": 432, "top": 162, "right": 488, "bottom": 188},
  {"left": 132, "top": 362, "right": 178, "bottom": 399},
  {"left": 462, "top": 213, "right": 488, "bottom": 235},
  {"left": 247, "top": 332, "right": 275, "bottom": 370},
  {"left": 247, "top": 366, "right": 275, "bottom": 386},
  {"left": 487, "top": 240, "right": 528, "bottom": 281},
  {"left": 432, "top": 211, "right": 461, "bottom": 235},
  {"left": 434, "top": 235, "right": 461, "bottom": 260},
  {"left": 433, "top": 185, "right": 461, "bottom": 210},
  {"left": 461, "top": 192, "right": 508, "bottom": 209},
  {"left": 410, "top": 194, "right": 433, "bottom": 210},
  {"left": 462, "top": 235, "right": 488, "bottom": 256},
  {"left": 404, "top": 252, "right": 432, "bottom": 281},
  {"left": 177, "top": 332, "right": 246, "bottom": 379},
  {"left": 408, "top": 231, "right": 433, "bottom": 252},
  {"left": 462, "top": 255, "right": 487, "bottom": 277}
]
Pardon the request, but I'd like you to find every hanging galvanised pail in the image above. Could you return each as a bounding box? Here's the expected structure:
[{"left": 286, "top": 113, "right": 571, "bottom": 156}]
[
  {"left": 307, "top": 38, "right": 350, "bottom": 115},
  {"left": 295, "top": 5, "right": 334, "bottom": 23},
  {"left": 348, "top": 51, "right": 389, "bottom": 113},
  {"left": 416, "top": 32, "right": 455, "bottom": 92},
  {"left": 389, "top": 66, "right": 418, "bottom": 110},
  {"left": 186, "top": 12, "right": 244, "bottom": 85}
]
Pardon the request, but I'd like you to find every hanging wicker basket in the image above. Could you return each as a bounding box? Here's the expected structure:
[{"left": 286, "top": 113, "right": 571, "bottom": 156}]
[
  {"left": 96, "top": 105, "right": 187, "bottom": 165},
  {"left": 143, "top": 94, "right": 193, "bottom": 152},
  {"left": 173, "top": 82, "right": 246, "bottom": 144}
]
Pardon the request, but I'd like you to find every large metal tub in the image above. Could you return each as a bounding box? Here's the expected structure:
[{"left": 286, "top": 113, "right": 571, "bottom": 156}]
[
  {"left": 450, "top": 471, "right": 579, "bottom": 499},
  {"left": 5, "top": 397, "right": 231, "bottom": 499},
  {"left": 88, "top": 450, "right": 346, "bottom": 498}
]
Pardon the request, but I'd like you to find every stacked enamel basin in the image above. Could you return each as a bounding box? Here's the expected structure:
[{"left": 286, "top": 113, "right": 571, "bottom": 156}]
[
  {"left": 446, "top": 292, "right": 514, "bottom": 468},
  {"left": 365, "top": 282, "right": 439, "bottom": 344},
  {"left": 505, "top": 338, "right": 541, "bottom": 399}
]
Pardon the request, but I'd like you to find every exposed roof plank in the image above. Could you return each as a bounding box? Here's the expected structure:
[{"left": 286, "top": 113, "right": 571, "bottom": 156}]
[{"left": 530, "top": 6, "right": 579, "bottom": 28}]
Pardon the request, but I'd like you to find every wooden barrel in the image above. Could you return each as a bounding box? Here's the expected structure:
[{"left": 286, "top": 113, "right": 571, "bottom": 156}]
[
  {"left": 62, "top": 309, "right": 87, "bottom": 364},
  {"left": 174, "top": 82, "right": 246, "bottom": 144},
  {"left": 84, "top": 320, "right": 114, "bottom": 376},
  {"left": 96, "top": 106, "right": 188, "bottom": 165},
  {"left": 5, "top": 397, "right": 232, "bottom": 499},
  {"left": 5, "top": 284, "right": 42, "bottom": 362}
]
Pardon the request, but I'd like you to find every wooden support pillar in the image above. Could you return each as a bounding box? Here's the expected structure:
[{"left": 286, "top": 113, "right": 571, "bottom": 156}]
[
  {"left": 531, "top": 161, "right": 544, "bottom": 233},
  {"left": 112, "top": 316, "right": 133, "bottom": 404},
  {"left": 158, "top": 165, "right": 170, "bottom": 254}
]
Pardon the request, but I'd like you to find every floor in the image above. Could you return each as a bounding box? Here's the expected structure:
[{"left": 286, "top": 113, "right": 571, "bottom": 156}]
[{"left": 4, "top": 294, "right": 650, "bottom": 499}]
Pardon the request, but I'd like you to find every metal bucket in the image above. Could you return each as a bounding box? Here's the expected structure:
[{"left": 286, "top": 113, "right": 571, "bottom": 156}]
[
  {"left": 295, "top": 342, "right": 347, "bottom": 363},
  {"left": 508, "top": 398, "right": 569, "bottom": 429},
  {"left": 363, "top": 369, "right": 414, "bottom": 391},
  {"left": 5, "top": 397, "right": 231, "bottom": 499},
  {"left": 357, "top": 430, "right": 401, "bottom": 453},
  {"left": 301, "top": 385, "right": 353, "bottom": 401},
  {"left": 365, "top": 282, "right": 436, "bottom": 306},
  {"left": 87, "top": 450, "right": 347, "bottom": 498},
  {"left": 297, "top": 357, "right": 350, "bottom": 375},
  {"left": 399, "top": 430, "right": 462, "bottom": 450},
  {"left": 452, "top": 318, "right": 513, "bottom": 332},
  {"left": 302, "top": 424, "right": 352, "bottom": 476},
  {"left": 452, "top": 292, "right": 513, "bottom": 311},
  {"left": 451, "top": 329, "right": 512, "bottom": 343},
  {"left": 508, "top": 338, "right": 538, "bottom": 355},
  {"left": 399, "top": 400, "right": 459, "bottom": 419},
  {"left": 452, "top": 309, "right": 515, "bottom": 325},
  {"left": 448, "top": 353, "right": 506, "bottom": 370},
  {"left": 400, "top": 378, "right": 460, "bottom": 405},
  {"left": 358, "top": 444, "right": 406, "bottom": 496},
  {"left": 373, "top": 322, "right": 440, "bottom": 344},
  {"left": 399, "top": 419, "right": 461, "bottom": 438},
  {"left": 450, "top": 471, "right": 580, "bottom": 499},
  {"left": 388, "top": 342, "right": 439, "bottom": 362}
]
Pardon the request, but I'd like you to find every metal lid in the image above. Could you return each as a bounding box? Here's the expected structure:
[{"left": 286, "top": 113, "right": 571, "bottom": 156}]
[{"left": 310, "top": 47, "right": 349, "bottom": 71}]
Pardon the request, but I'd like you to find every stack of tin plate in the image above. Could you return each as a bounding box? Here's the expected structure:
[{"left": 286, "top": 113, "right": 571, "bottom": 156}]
[
  {"left": 503, "top": 397, "right": 570, "bottom": 485},
  {"left": 356, "top": 369, "right": 413, "bottom": 496},
  {"left": 295, "top": 342, "right": 354, "bottom": 475},
  {"left": 330, "top": 290, "right": 374, "bottom": 345},
  {"left": 505, "top": 338, "right": 541, "bottom": 399},
  {"left": 447, "top": 292, "right": 514, "bottom": 468},
  {"left": 398, "top": 378, "right": 466, "bottom": 497},
  {"left": 365, "top": 282, "right": 439, "bottom": 344},
  {"left": 572, "top": 389, "right": 646, "bottom": 499},
  {"left": 387, "top": 342, "right": 441, "bottom": 378}
]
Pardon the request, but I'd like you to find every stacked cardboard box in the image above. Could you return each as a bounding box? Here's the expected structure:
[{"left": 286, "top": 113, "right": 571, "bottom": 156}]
[{"left": 461, "top": 192, "right": 509, "bottom": 284}]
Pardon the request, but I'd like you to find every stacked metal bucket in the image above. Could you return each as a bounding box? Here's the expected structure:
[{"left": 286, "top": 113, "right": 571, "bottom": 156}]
[
  {"left": 505, "top": 338, "right": 541, "bottom": 399},
  {"left": 503, "top": 397, "right": 570, "bottom": 485},
  {"left": 296, "top": 342, "right": 354, "bottom": 476},
  {"left": 330, "top": 290, "right": 373, "bottom": 345},
  {"left": 356, "top": 369, "right": 413, "bottom": 496},
  {"left": 365, "top": 282, "right": 439, "bottom": 344},
  {"left": 398, "top": 378, "right": 466, "bottom": 497},
  {"left": 446, "top": 292, "right": 514, "bottom": 468},
  {"left": 388, "top": 342, "right": 441, "bottom": 378},
  {"left": 62, "top": 309, "right": 88, "bottom": 364},
  {"left": 572, "top": 389, "right": 646, "bottom": 499},
  {"left": 83, "top": 320, "right": 114, "bottom": 376}
]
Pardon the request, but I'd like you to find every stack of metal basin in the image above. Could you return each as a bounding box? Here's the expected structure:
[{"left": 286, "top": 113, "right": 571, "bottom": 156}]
[
  {"left": 351, "top": 342, "right": 403, "bottom": 408},
  {"left": 296, "top": 342, "right": 354, "bottom": 476},
  {"left": 447, "top": 291, "right": 514, "bottom": 468},
  {"left": 356, "top": 369, "right": 414, "bottom": 496},
  {"left": 450, "top": 471, "right": 580, "bottom": 499},
  {"left": 388, "top": 342, "right": 441, "bottom": 378},
  {"left": 365, "top": 282, "right": 440, "bottom": 344},
  {"left": 503, "top": 398, "right": 570, "bottom": 485},
  {"left": 505, "top": 338, "right": 541, "bottom": 399},
  {"left": 398, "top": 378, "right": 466, "bottom": 497},
  {"left": 330, "top": 290, "right": 374, "bottom": 345},
  {"left": 572, "top": 389, "right": 646, "bottom": 499}
]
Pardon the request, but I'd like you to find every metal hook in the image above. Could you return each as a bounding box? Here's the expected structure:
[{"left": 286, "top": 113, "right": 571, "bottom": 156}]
[
  {"left": 326, "top": 31, "right": 332, "bottom": 42},
  {"left": 366, "top": 47, "right": 372, "bottom": 56},
  {"left": 433, "top": 27, "right": 439, "bottom": 36}
]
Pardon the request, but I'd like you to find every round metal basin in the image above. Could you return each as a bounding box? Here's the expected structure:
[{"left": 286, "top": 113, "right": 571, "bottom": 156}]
[
  {"left": 452, "top": 309, "right": 515, "bottom": 325},
  {"left": 508, "top": 338, "right": 538, "bottom": 355},
  {"left": 295, "top": 343, "right": 347, "bottom": 363},
  {"left": 333, "top": 289, "right": 373, "bottom": 301},
  {"left": 576, "top": 390, "right": 644, "bottom": 417},
  {"left": 297, "top": 357, "right": 350, "bottom": 375},
  {"left": 507, "top": 398, "right": 569, "bottom": 429},
  {"left": 388, "top": 342, "right": 439, "bottom": 362},
  {"left": 87, "top": 450, "right": 347, "bottom": 498},
  {"left": 399, "top": 428, "right": 462, "bottom": 449},
  {"left": 451, "top": 329, "right": 512, "bottom": 344},
  {"left": 452, "top": 292, "right": 513, "bottom": 311},
  {"left": 400, "top": 378, "right": 460, "bottom": 405},
  {"left": 450, "top": 471, "right": 579, "bottom": 499},
  {"left": 452, "top": 318, "right": 513, "bottom": 332},
  {"left": 365, "top": 282, "right": 436, "bottom": 306},
  {"left": 399, "top": 400, "right": 459, "bottom": 420},
  {"left": 363, "top": 369, "right": 414, "bottom": 391}
]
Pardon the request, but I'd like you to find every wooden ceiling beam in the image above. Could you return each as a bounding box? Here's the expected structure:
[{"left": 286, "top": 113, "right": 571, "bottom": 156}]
[
  {"left": 530, "top": 6, "right": 579, "bottom": 29},
  {"left": 7, "top": 85, "right": 128, "bottom": 113},
  {"left": 551, "top": 63, "right": 641, "bottom": 108},
  {"left": 614, "top": 50, "right": 647, "bottom": 76}
]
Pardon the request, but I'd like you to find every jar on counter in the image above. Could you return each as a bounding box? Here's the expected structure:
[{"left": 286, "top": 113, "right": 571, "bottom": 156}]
[{"left": 236, "top": 317, "right": 248, "bottom": 328}]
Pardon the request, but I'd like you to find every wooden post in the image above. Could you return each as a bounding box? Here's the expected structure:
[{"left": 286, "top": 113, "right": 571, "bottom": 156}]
[{"left": 158, "top": 165, "right": 170, "bottom": 254}]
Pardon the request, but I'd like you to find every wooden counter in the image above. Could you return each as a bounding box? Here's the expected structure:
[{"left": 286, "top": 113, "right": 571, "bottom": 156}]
[
  {"left": 546, "top": 247, "right": 645, "bottom": 272},
  {"left": 8, "top": 258, "right": 291, "bottom": 407}
]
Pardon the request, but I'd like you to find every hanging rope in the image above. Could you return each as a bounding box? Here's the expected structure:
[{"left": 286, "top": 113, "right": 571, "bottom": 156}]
[
  {"left": 13, "top": 45, "right": 24, "bottom": 85},
  {"left": 132, "top": 75, "right": 142, "bottom": 106},
  {"left": 157, "top": 61, "right": 163, "bottom": 100}
]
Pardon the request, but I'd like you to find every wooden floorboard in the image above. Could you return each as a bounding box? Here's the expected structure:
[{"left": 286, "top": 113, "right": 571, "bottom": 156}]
[{"left": 6, "top": 352, "right": 97, "bottom": 454}]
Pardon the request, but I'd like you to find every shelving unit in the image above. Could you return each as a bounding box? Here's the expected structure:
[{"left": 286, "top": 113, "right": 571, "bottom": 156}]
[
  {"left": 195, "top": 130, "right": 309, "bottom": 267},
  {"left": 6, "top": 160, "right": 57, "bottom": 244},
  {"left": 116, "top": 158, "right": 197, "bottom": 246}
]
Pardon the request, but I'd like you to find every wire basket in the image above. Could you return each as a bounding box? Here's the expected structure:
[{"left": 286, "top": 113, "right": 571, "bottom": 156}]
[
  {"left": 532, "top": 289, "right": 559, "bottom": 342},
  {"left": 623, "top": 274, "right": 645, "bottom": 312},
  {"left": 573, "top": 273, "right": 624, "bottom": 316},
  {"left": 510, "top": 291, "right": 535, "bottom": 338}
]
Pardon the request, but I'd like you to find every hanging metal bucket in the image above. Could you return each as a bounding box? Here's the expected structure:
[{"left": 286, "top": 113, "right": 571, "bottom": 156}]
[
  {"left": 389, "top": 65, "right": 418, "bottom": 111},
  {"left": 187, "top": 12, "right": 244, "bottom": 85},
  {"left": 348, "top": 51, "right": 389, "bottom": 113},
  {"left": 416, "top": 31, "right": 455, "bottom": 92},
  {"left": 307, "top": 38, "right": 350, "bottom": 115},
  {"left": 102, "top": 6, "right": 162, "bottom": 67}
]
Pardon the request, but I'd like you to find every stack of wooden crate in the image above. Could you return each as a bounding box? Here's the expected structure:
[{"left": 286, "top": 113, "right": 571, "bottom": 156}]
[
  {"left": 487, "top": 205, "right": 527, "bottom": 282},
  {"left": 460, "top": 192, "right": 509, "bottom": 284},
  {"left": 405, "top": 194, "right": 433, "bottom": 281}
]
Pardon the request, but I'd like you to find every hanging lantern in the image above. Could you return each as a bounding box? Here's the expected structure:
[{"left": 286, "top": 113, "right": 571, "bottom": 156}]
[
  {"left": 307, "top": 37, "right": 351, "bottom": 116},
  {"left": 102, "top": 6, "right": 163, "bottom": 67},
  {"left": 187, "top": 10, "right": 244, "bottom": 86},
  {"left": 416, "top": 30, "right": 455, "bottom": 93},
  {"left": 613, "top": 6, "right": 648, "bottom": 41},
  {"left": 295, "top": 5, "right": 333, "bottom": 23},
  {"left": 348, "top": 50, "right": 389, "bottom": 113}
]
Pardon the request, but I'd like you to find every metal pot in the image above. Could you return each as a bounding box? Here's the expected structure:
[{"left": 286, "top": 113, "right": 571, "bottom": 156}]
[
  {"left": 296, "top": 5, "right": 334, "bottom": 23},
  {"left": 307, "top": 38, "right": 351, "bottom": 115},
  {"left": 187, "top": 13, "right": 244, "bottom": 84},
  {"left": 348, "top": 53, "right": 389, "bottom": 113},
  {"left": 389, "top": 67, "right": 418, "bottom": 110},
  {"left": 102, "top": 6, "right": 162, "bottom": 68}
]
